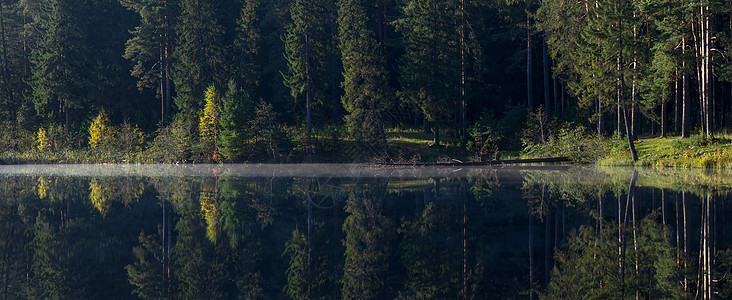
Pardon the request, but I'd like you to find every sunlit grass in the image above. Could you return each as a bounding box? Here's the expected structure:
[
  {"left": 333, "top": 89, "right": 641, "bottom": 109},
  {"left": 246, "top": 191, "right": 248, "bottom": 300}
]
[{"left": 599, "top": 134, "right": 732, "bottom": 169}]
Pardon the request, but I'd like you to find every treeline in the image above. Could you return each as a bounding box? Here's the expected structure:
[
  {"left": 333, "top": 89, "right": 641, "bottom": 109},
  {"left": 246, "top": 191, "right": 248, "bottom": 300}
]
[{"left": 0, "top": 0, "right": 731, "bottom": 162}]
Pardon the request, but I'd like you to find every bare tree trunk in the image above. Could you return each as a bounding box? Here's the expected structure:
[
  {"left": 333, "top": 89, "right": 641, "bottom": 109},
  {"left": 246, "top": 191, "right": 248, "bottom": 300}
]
[
  {"left": 527, "top": 11, "right": 533, "bottom": 110},
  {"left": 543, "top": 38, "right": 551, "bottom": 117},
  {"left": 459, "top": 0, "right": 467, "bottom": 144},
  {"left": 682, "top": 36, "right": 690, "bottom": 138},
  {"left": 675, "top": 68, "right": 680, "bottom": 134}
]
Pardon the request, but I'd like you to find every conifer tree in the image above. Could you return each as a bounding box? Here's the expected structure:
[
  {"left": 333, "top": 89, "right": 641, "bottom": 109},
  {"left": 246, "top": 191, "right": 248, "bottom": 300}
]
[
  {"left": 120, "top": 0, "right": 176, "bottom": 123},
  {"left": 174, "top": 0, "right": 225, "bottom": 124},
  {"left": 396, "top": 0, "right": 460, "bottom": 147},
  {"left": 218, "top": 80, "right": 253, "bottom": 161},
  {"left": 283, "top": 0, "right": 329, "bottom": 142},
  {"left": 30, "top": 0, "right": 88, "bottom": 130},
  {"left": 337, "top": 0, "right": 391, "bottom": 155}
]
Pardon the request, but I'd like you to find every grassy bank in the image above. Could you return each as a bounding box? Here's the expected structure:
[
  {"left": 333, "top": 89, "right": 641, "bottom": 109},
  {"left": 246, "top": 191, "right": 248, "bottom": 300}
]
[{"left": 598, "top": 134, "right": 732, "bottom": 169}]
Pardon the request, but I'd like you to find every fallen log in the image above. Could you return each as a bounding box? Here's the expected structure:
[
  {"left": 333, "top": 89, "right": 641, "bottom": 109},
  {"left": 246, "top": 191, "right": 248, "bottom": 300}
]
[{"left": 380, "top": 156, "right": 570, "bottom": 167}]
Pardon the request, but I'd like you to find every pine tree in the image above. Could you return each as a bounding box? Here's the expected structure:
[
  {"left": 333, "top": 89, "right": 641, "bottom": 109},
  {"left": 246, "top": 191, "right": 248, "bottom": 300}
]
[
  {"left": 337, "top": 0, "right": 391, "bottom": 155},
  {"left": 120, "top": 0, "right": 176, "bottom": 123}
]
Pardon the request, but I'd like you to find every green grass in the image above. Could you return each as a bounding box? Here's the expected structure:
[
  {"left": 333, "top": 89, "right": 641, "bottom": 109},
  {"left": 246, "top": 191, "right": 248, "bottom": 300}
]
[{"left": 599, "top": 134, "right": 732, "bottom": 169}]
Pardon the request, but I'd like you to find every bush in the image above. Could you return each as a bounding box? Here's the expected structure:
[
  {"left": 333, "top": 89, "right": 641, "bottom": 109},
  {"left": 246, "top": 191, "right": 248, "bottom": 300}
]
[
  {"left": 522, "top": 123, "right": 607, "bottom": 164},
  {"left": 145, "top": 118, "right": 194, "bottom": 163},
  {"left": 468, "top": 122, "right": 503, "bottom": 160},
  {"left": 116, "top": 121, "right": 145, "bottom": 156}
]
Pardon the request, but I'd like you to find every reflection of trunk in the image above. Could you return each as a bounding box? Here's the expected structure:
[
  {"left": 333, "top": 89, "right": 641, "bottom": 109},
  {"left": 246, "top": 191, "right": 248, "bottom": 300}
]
[
  {"left": 529, "top": 209, "right": 534, "bottom": 300},
  {"left": 543, "top": 185, "right": 550, "bottom": 284},
  {"left": 307, "top": 181, "right": 312, "bottom": 296},
  {"left": 2, "top": 222, "right": 13, "bottom": 300},
  {"left": 697, "top": 193, "right": 712, "bottom": 300},
  {"left": 462, "top": 182, "right": 467, "bottom": 298},
  {"left": 683, "top": 191, "right": 688, "bottom": 291}
]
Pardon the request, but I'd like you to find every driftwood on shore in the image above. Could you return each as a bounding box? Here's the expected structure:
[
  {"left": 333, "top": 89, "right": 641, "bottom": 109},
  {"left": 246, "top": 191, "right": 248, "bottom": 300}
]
[{"left": 379, "top": 157, "right": 570, "bottom": 167}]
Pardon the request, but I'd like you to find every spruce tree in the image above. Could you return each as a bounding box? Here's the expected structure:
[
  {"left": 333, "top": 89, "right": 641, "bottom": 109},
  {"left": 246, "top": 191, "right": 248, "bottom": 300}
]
[
  {"left": 173, "top": 0, "right": 225, "bottom": 124},
  {"left": 337, "top": 0, "right": 391, "bottom": 155},
  {"left": 30, "top": 0, "right": 88, "bottom": 129},
  {"left": 396, "top": 0, "right": 460, "bottom": 147},
  {"left": 282, "top": 0, "right": 329, "bottom": 142}
]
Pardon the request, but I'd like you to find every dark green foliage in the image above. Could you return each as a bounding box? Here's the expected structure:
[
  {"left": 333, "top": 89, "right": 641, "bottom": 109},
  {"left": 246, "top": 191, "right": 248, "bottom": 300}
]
[
  {"left": 126, "top": 229, "right": 166, "bottom": 299},
  {"left": 283, "top": 227, "right": 308, "bottom": 299},
  {"left": 396, "top": 0, "right": 460, "bottom": 145},
  {"left": 543, "top": 215, "right": 683, "bottom": 299},
  {"left": 31, "top": 214, "right": 70, "bottom": 299},
  {"left": 173, "top": 0, "right": 226, "bottom": 123},
  {"left": 398, "top": 202, "right": 461, "bottom": 298},
  {"left": 30, "top": 0, "right": 89, "bottom": 123},
  {"left": 337, "top": 0, "right": 391, "bottom": 142},
  {"left": 218, "top": 80, "right": 253, "bottom": 161},
  {"left": 342, "top": 195, "right": 393, "bottom": 299}
]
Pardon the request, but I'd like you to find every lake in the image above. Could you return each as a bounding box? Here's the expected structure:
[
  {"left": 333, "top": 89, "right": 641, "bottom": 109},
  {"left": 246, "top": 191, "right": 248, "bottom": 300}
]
[{"left": 0, "top": 164, "right": 730, "bottom": 299}]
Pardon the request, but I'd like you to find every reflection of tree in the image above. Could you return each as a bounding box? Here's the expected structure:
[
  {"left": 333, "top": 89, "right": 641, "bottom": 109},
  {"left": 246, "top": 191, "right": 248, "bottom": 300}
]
[
  {"left": 30, "top": 214, "right": 72, "bottom": 298},
  {"left": 342, "top": 192, "right": 393, "bottom": 299},
  {"left": 543, "top": 215, "right": 682, "bottom": 299},
  {"left": 126, "top": 229, "right": 166, "bottom": 299},
  {"left": 399, "top": 201, "right": 462, "bottom": 299},
  {"left": 89, "top": 177, "right": 145, "bottom": 218},
  {"left": 200, "top": 180, "right": 221, "bottom": 241},
  {"left": 284, "top": 227, "right": 309, "bottom": 299},
  {"left": 89, "top": 179, "right": 116, "bottom": 217},
  {"left": 173, "top": 195, "right": 236, "bottom": 299}
]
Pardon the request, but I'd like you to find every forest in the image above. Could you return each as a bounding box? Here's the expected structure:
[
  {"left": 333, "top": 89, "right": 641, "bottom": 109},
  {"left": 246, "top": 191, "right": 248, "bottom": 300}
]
[{"left": 0, "top": 0, "right": 731, "bottom": 164}]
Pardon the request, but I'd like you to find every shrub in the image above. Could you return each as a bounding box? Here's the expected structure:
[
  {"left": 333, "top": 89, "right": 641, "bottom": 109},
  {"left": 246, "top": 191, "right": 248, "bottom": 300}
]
[
  {"left": 468, "top": 122, "right": 503, "bottom": 160},
  {"left": 116, "top": 121, "right": 145, "bottom": 155},
  {"left": 145, "top": 118, "right": 194, "bottom": 163}
]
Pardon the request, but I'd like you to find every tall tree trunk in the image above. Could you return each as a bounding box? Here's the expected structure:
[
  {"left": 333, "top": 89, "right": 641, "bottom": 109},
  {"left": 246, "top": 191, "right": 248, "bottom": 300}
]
[
  {"left": 675, "top": 68, "right": 680, "bottom": 134},
  {"left": 682, "top": 36, "right": 690, "bottom": 138},
  {"left": 527, "top": 11, "right": 533, "bottom": 110},
  {"left": 164, "top": 0, "right": 171, "bottom": 123},
  {"left": 0, "top": 0, "right": 11, "bottom": 106},
  {"left": 433, "top": 123, "right": 440, "bottom": 147},
  {"left": 543, "top": 38, "right": 550, "bottom": 117},
  {"left": 305, "top": 33, "right": 312, "bottom": 145},
  {"left": 459, "top": 0, "right": 467, "bottom": 145}
]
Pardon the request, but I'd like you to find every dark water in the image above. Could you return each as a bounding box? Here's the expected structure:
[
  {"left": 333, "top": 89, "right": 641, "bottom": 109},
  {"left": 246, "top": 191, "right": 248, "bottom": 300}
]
[{"left": 0, "top": 164, "right": 731, "bottom": 299}]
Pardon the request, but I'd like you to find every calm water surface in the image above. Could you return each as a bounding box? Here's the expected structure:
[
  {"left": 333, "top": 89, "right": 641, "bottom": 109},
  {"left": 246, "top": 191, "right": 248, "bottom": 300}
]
[{"left": 0, "top": 164, "right": 731, "bottom": 299}]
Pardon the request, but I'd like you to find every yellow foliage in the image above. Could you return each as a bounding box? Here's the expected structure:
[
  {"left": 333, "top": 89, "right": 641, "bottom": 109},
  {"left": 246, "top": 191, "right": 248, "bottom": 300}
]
[
  {"left": 36, "top": 176, "right": 49, "bottom": 200},
  {"left": 36, "top": 128, "right": 50, "bottom": 152},
  {"left": 199, "top": 86, "right": 220, "bottom": 153},
  {"left": 89, "top": 179, "right": 118, "bottom": 218},
  {"left": 89, "top": 110, "right": 114, "bottom": 149},
  {"left": 199, "top": 185, "right": 221, "bottom": 241}
]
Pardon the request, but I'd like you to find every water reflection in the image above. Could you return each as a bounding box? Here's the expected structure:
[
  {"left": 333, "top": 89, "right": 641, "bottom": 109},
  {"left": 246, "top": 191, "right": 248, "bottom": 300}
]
[{"left": 0, "top": 165, "right": 730, "bottom": 299}]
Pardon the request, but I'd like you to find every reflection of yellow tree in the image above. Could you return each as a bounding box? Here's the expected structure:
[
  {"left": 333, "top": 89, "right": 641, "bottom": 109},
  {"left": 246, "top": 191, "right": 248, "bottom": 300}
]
[
  {"left": 36, "top": 176, "right": 50, "bottom": 200},
  {"left": 89, "top": 179, "right": 118, "bottom": 217},
  {"left": 200, "top": 184, "right": 221, "bottom": 241}
]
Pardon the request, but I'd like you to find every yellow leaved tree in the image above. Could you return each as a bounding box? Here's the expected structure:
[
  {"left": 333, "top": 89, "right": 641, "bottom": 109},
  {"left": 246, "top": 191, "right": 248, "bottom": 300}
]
[
  {"left": 89, "top": 110, "right": 115, "bottom": 149},
  {"left": 199, "top": 86, "right": 220, "bottom": 159},
  {"left": 36, "top": 127, "right": 50, "bottom": 152}
]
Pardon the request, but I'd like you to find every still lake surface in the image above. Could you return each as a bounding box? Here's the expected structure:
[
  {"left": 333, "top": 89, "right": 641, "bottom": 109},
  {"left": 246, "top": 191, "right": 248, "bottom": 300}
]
[{"left": 0, "top": 164, "right": 731, "bottom": 299}]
